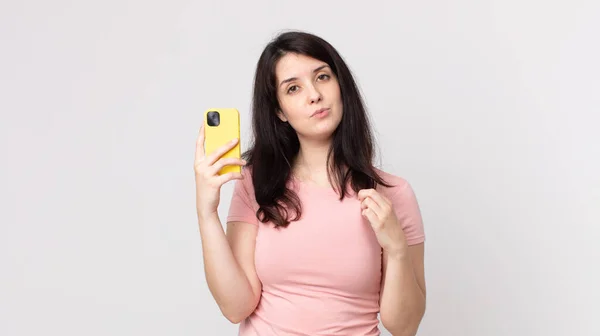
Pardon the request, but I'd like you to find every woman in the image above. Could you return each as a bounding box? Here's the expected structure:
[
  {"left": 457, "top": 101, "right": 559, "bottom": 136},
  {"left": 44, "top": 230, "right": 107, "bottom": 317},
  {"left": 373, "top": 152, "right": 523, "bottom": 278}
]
[{"left": 194, "top": 31, "right": 426, "bottom": 336}]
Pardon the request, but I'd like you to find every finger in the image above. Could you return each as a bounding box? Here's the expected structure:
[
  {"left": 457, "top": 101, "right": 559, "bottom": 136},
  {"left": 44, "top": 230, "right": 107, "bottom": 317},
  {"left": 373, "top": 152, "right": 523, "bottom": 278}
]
[
  {"left": 208, "top": 157, "right": 247, "bottom": 176},
  {"left": 367, "top": 190, "right": 391, "bottom": 208},
  {"left": 357, "top": 188, "right": 371, "bottom": 200},
  {"left": 362, "top": 208, "right": 380, "bottom": 228},
  {"left": 361, "top": 197, "right": 384, "bottom": 220},
  {"left": 195, "top": 123, "right": 206, "bottom": 161},
  {"left": 358, "top": 188, "right": 379, "bottom": 201},
  {"left": 358, "top": 189, "right": 390, "bottom": 207},
  {"left": 216, "top": 172, "right": 243, "bottom": 185},
  {"left": 206, "top": 138, "right": 239, "bottom": 166}
]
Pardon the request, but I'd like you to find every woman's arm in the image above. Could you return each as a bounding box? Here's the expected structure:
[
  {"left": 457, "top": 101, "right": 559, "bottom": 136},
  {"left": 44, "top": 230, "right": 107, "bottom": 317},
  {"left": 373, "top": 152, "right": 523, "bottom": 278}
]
[
  {"left": 199, "top": 214, "right": 261, "bottom": 323},
  {"left": 379, "top": 243, "right": 426, "bottom": 336}
]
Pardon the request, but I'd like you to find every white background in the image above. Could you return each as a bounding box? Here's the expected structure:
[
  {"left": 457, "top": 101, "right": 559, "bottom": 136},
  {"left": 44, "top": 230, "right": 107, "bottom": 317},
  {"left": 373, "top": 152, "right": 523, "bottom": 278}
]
[{"left": 1, "top": 1, "right": 599, "bottom": 335}]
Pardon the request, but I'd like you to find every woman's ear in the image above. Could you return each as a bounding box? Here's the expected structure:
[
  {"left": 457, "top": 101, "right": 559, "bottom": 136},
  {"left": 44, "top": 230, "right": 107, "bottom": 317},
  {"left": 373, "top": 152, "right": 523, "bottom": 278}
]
[{"left": 277, "top": 110, "right": 288, "bottom": 122}]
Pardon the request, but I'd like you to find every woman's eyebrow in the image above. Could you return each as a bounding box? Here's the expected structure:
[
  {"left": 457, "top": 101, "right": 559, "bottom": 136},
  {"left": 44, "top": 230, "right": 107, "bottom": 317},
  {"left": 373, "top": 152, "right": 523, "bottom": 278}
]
[{"left": 279, "top": 65, "right": 331, "bottom": 88}]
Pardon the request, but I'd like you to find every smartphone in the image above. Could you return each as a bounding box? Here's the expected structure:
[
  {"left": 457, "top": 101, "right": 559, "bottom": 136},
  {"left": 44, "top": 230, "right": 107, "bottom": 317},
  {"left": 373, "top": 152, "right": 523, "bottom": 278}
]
[{"left": 203, "top": 108, "right": 241, "bottom": 175}]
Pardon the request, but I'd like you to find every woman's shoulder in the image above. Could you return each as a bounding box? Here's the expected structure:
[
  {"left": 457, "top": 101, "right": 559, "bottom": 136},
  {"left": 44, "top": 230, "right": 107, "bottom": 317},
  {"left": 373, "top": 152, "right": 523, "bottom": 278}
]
[
  {"left": 374, "top": 167, "right": 412, "bottom": 193},
  {"left": 372, "top": 167, "right": 422, "bottom": 207},
  {"left": 231, "top": 165, "right": 256, "bottom": 199},
  {"left": 374, "top": 168, "right": 425, "bottom": 244}
]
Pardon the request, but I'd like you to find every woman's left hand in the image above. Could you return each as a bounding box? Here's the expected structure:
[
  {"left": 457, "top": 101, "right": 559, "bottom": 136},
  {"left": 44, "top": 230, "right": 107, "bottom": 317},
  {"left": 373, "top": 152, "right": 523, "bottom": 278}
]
[{"left": 358, "top": 189, "right": 408, "bottom": 256}]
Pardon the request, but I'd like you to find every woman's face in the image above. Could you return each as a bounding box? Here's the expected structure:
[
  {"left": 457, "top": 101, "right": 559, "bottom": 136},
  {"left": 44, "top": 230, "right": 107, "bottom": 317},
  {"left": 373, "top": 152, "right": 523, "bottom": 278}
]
[{"left": 275, "top": 53, "right": 343, "bottom": 142}]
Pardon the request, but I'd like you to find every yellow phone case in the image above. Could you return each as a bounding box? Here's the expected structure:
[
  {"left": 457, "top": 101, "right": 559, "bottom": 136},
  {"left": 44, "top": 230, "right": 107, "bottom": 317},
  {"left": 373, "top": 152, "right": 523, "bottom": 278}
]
[{"left": 203, "top": 108, "right": 241, "bottom": 175}]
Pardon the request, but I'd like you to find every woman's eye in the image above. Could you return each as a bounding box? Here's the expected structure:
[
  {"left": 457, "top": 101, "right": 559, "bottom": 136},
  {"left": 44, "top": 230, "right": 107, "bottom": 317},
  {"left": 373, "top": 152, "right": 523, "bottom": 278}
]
[
  {"left": 318, "top": 74, "right": 330, "bottom": 80},
  {"left": 287, "top": 85, "right": 299, "bottom": 94}
]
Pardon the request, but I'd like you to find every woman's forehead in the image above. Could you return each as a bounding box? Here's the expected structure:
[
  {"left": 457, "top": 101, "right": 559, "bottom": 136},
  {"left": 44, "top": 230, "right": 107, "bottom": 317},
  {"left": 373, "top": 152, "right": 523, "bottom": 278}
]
[{"left": 276, "top": 54, "right": 328, "bottom": 78}]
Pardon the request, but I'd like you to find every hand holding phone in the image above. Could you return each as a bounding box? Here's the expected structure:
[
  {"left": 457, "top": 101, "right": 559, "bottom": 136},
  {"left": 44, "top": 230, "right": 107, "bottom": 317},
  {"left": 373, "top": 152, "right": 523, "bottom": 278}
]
[{"left": 194, "top": 108, "right": 245, "bottom": 218}]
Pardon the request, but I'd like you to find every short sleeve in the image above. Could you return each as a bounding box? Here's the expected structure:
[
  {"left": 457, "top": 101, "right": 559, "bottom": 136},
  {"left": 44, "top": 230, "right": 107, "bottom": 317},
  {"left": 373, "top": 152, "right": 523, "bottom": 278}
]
[
  {"left": 226, "top": 168, "right": 259, "bottom": 226},
  {"left": 390, "top": 180, "right": 425, "bottom": 246}
]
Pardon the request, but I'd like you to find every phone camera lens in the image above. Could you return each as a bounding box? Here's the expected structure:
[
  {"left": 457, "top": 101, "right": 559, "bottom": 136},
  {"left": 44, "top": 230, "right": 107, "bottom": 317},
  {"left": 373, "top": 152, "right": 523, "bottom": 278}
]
[{"left": 207, "top": 111, "right": 220, "bottom": 126}]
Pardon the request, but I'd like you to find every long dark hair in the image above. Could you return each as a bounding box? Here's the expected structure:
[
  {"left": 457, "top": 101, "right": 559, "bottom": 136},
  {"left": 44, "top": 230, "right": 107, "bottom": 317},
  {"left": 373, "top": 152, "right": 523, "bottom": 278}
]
[{"left": 243, "top": 30, "right": 392, "bottom": 228}]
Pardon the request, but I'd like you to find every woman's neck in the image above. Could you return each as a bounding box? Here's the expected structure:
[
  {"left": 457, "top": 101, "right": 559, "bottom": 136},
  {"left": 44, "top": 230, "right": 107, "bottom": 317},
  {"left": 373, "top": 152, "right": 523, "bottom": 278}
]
[{"left": 292, "top": 139, "right": 333, "bottom": 187}]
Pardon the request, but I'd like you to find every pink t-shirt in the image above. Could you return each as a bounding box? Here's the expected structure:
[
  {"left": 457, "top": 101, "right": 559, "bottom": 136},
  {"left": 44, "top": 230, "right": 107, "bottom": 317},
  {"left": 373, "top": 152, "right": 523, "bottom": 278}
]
[{"left": 226, "top": 167, "right": 425, "bottom": 336}]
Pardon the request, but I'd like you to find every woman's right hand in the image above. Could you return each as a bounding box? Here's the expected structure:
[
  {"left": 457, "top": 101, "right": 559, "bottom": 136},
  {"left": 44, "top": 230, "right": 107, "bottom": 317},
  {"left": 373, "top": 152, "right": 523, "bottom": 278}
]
[{"left": 194, "top": 124, "right": 246, "bottom": 220}]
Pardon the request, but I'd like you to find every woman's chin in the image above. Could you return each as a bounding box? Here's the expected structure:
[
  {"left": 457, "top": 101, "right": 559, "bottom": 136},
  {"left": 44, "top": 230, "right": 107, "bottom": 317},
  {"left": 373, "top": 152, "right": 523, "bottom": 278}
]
[{"left": 304, "top": 127, "right": 338, "bottom": 143}]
